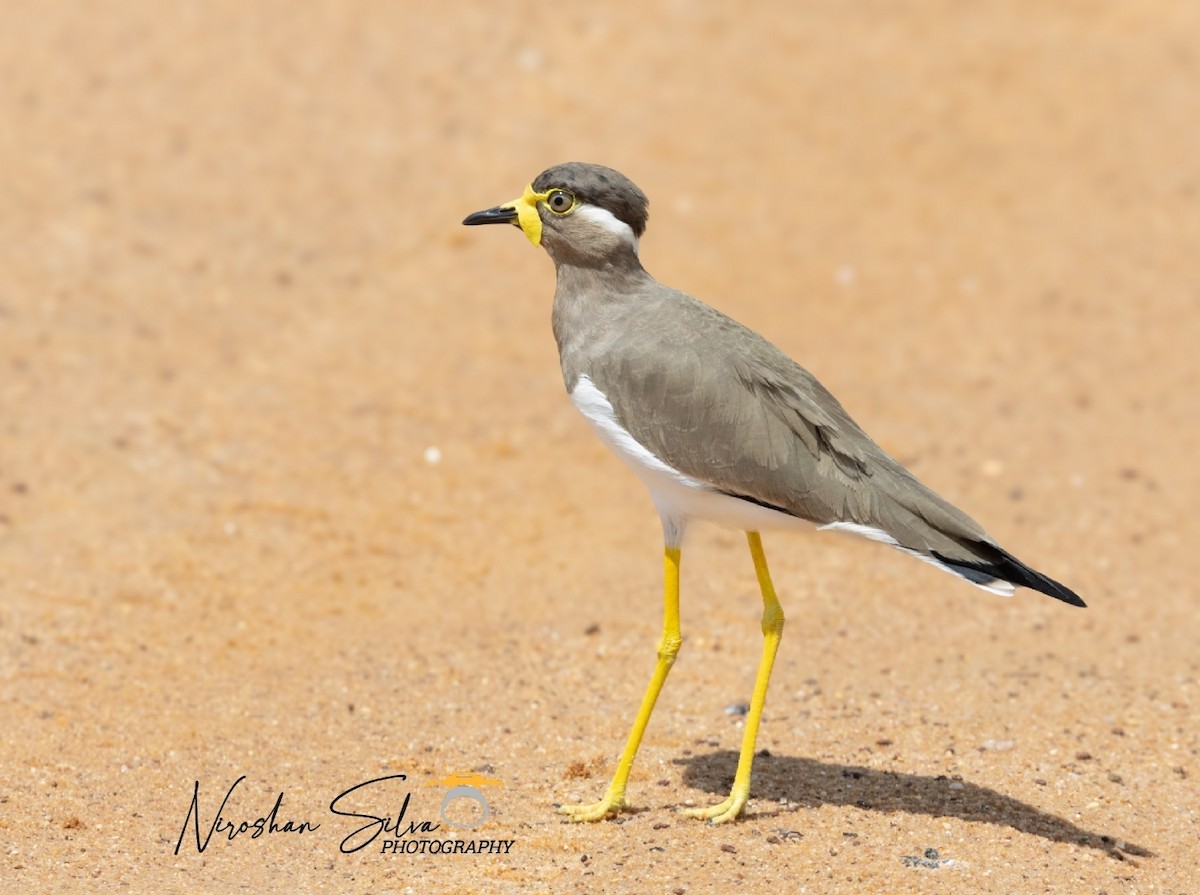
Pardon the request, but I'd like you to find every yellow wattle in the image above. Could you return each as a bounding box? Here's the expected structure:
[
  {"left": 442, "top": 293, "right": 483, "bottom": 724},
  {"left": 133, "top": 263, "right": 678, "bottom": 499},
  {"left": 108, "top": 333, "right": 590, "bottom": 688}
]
[{"left": 502, "top": 184, "right": 549, "bottom": 246}]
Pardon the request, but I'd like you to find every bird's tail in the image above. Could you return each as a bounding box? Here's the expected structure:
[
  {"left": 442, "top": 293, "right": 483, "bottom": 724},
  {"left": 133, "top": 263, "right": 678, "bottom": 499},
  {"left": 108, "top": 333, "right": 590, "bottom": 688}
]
[
  {"left": 928, "top": 541, "right": 1086, "bottom": 607},
  {"left": 823, "top": 471, "right": 1088, "bottom": 607}
]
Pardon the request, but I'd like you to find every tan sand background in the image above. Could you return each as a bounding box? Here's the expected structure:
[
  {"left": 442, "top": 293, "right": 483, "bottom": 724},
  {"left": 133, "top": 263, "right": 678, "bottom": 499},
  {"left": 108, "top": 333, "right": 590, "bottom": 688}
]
[{"left": 2, "top": 1, "right": 1198, "bottom": 892}]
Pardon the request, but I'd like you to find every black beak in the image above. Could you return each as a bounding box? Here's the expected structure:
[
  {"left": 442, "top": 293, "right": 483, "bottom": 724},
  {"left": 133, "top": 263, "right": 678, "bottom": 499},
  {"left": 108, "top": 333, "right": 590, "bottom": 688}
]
[{"left": 462, "top": 205, "right": 519, "bottom": 226}]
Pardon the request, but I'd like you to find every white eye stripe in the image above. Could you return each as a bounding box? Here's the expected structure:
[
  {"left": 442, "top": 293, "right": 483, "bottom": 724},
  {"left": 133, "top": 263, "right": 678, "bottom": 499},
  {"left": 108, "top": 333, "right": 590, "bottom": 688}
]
[{"left": 574, "top": 203, "right": 639, "bottom": 250}]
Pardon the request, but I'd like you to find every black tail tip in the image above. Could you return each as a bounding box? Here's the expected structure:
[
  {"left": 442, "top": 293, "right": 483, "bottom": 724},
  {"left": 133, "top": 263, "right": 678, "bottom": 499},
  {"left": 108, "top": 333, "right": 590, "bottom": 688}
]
[
  {"left": 933, "top": 546, "right": 1087, "bottom": 608},
  {"left": 1038, "top": 579, "right": 1087, "bottom": 608}
]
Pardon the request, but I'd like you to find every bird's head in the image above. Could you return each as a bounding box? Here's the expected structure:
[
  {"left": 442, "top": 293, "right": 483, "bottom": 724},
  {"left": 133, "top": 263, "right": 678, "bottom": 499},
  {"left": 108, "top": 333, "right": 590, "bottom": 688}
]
[{"left": 463, "top": 162, "right": 648, "bottom": 265}]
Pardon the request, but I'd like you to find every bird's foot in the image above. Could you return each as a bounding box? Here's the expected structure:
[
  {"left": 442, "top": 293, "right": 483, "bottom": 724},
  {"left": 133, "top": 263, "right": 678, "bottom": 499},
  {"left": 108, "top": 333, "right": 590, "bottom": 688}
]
[
  {"left": 557, "top": 790, "right": 628, "bottom": 823},
  {"left": 680, "top": 789, "right": 748, "bottom": 825}
]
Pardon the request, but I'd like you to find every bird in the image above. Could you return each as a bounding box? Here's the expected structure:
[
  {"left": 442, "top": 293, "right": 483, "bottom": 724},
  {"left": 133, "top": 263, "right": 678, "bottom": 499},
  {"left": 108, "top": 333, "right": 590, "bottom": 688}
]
[{"left": 462, "top": 162, "right": 1085, "bottom": 825}]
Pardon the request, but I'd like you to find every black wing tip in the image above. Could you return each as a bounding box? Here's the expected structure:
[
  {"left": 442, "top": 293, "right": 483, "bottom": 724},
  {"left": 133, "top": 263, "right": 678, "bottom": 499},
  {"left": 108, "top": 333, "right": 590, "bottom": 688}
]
[
  {"left": 932, "top": 547, "right": 1087, "bottom": 608},
  {"left": 1032, "top": 577, "right": 1088, "bottom": 608}
]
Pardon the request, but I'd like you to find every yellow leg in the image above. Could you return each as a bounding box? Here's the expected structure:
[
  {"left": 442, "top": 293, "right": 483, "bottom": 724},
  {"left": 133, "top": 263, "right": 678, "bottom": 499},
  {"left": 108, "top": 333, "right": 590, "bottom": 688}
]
[
  {"left": 559, "top": 545, "right": 683, "bottom": 821},
  {"left": 682, "top": 530, "right": 784, "bottom": 824}
]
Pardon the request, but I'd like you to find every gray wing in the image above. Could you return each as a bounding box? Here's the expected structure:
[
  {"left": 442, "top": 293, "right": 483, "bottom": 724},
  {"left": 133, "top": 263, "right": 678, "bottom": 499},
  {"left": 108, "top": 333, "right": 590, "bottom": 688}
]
[
  {"left": 573, "top": 287, "right": 1084, "bottom": 606},
  {"left": 585, "top": 292, "right": 994, "bottom": 554}
]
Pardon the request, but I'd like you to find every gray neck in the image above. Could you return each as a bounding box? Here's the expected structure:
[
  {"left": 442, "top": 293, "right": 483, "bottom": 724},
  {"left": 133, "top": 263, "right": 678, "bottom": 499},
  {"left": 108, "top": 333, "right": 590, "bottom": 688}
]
[{"left": 550, "top": 255, "right": 654, "bottom": 391}]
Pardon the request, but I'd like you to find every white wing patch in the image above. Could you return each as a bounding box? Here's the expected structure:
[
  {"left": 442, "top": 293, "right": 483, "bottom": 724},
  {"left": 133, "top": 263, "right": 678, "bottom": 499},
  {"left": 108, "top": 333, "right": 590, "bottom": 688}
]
[
  {"left": 819, "top": 521, "right": 1015, "bottom": 596},
  {"left": 818, "top": 521, "right": 903, "bottom": 547}
]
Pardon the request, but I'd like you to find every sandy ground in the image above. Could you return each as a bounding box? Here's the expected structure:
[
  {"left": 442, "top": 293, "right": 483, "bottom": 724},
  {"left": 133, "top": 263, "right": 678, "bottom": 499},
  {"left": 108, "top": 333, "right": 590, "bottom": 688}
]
[{"left": 2, "top": 2, "right": 1198, "bottom": 892}]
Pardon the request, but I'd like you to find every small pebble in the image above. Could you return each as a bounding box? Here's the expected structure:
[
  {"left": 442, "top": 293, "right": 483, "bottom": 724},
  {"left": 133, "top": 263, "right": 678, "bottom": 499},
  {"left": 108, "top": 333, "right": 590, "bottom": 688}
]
[{"left": 902, "top": 847, "right": 946, "bottom": 869}]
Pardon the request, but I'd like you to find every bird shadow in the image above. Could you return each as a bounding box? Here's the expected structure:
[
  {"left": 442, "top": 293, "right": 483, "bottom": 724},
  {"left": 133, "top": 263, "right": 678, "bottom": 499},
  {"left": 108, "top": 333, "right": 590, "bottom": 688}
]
[{"left": 674, "top": 750, "right": 1152, "bottom": 862}]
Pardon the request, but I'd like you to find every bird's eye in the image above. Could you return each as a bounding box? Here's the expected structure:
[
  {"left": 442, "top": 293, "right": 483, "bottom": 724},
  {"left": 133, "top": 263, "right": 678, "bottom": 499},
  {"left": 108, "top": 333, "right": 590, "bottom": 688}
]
[{"left": 546, "top": 190, "right": 574, "bottom": 214}]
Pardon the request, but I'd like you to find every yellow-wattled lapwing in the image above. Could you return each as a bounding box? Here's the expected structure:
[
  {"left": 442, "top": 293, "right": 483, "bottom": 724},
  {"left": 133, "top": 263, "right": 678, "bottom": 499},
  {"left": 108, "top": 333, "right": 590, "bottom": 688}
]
[{"left": 463, "top": 162, "right": 1085, "bottom": 824}]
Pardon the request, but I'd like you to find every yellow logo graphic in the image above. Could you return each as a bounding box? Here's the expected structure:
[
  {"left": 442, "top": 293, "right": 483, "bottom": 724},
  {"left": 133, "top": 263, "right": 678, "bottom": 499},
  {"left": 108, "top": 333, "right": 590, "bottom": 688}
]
[{"left": 425, "top": 771, "right": 504, "bottom": 789}]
